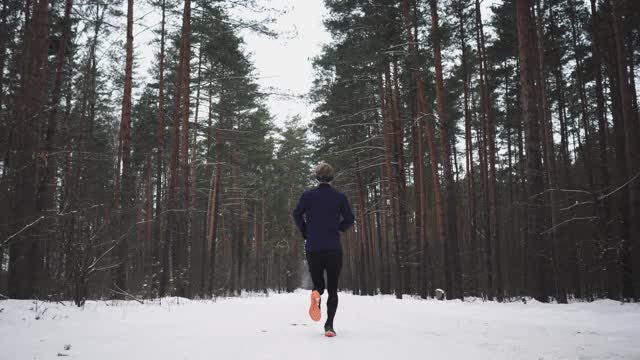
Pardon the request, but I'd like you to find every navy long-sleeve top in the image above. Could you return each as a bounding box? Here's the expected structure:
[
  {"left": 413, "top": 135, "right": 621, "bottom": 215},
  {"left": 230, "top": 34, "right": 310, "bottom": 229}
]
[{"left": 292, "top": 183, "right": 355, "bottom": 252}]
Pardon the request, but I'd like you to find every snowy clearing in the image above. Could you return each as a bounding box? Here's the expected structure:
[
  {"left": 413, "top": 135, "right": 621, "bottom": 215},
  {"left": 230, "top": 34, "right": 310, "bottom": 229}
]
[{"left": 1, "top": 291, "right": 640, "bottom": 360}]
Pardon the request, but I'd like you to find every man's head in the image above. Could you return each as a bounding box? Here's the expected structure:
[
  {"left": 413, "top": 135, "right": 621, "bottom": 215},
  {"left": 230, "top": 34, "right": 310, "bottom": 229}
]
[{"left": 315, "top": 162, "right": 334, "bottom": 183}]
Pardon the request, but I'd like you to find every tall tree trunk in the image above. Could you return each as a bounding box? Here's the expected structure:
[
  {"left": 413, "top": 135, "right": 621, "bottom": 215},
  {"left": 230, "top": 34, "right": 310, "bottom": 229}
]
[
  {"left": 116, "top": 0, "right": 135, "bottom": 296},
  {"left": 190, "top": 42, "right": 203, "bottom": 295},
  {"left": 590, "top": 0, "right": 615, "bottom": 299},
  {"left": 411, "top": 83, "right": 427, "bottom": 298},
  {"left": 459, "top": 3, "right": 478, "bottom": 297},
  {"left": 391, "top": 61, "right": 410, "bottom": 295},
  {"left": 567, "top": 0, "right": 594, "bottom": 188},
  {"left": 505, "top": 66, "right": 516, "bottom": 296},
  {"left": 178, "top": 0, "right": 192, "bottom": 297},
  {"left": 380, "top": 68, "right": 402, "bottom": 299},
  {"left": 400, "top": 0, "right": 447, "bottom": 301},
  {"left": 515, "top": 65, "right": 528, "bottom": 295},
  {"left": 236, "top": 154, "right": 245, "bottom": 292},
  {"left": 0, "top": 0, "right": 9, "bottom": 112},
  {"left": 611, "top": 0, "right": 640, "bottom": 301},
  {"left": 604, "top": 1, "right": 626, "bottom": 301},
  {"left": 548, "top": 1, "right": 572, "bottom": 191},
  {"left": 252, "top": 204, "right": 258, "bottom": 291},
  {"left": 534, "top": 0, "right": 565, "bottom": 303},
  {"left": 260, "top": 192, "right": 266, "bottom": 293},
  {"left": 206, "top": 158, "right": 220, "bottom": 296},
  {"left": 7, "top": 0, "right": 49, "bottom": 299},
  {"left": 36, "top": 0, "right": 73, "bottom": 286},
  {"left": 475, "top": 0, "right": 502, "bottom": 301},
  {"left": 229, "top": 148, "right": 236, "bottom": 294},
  {"left": 430, "top": 0, "right": 461, "bottom": 299},
  {"left": 411, "top": 0, "right": 431, "bottom": 299},
  {"left": 286, "top": 184, "right": 298, "bottom": 293},
  {"left": 164, "top": 21, "right": 183, "bottom": 299},
  {"left": 156, "top": 0, "right": 167, "bottom": 297},
  {"left": 355, "top": 159, "right": 371, "bottom": 294},
  {"left": 377, "top": 165, "right": 392, "bottom": 294},
  {"left": 515, "top": 0, "right": 549, "bottom": 302},
  {"left": 145, "top": 156, "right": 153, "bottom": 278}
]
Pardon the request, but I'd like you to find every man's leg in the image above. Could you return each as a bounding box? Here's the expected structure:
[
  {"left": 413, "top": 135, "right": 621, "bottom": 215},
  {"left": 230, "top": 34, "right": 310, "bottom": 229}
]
[
  {"left": 325, "top": 251, "right": 343, "bottom": 328},
  {"left": 306, "top": 251, "right": 326, "bottom": 295},
  {"left": 306, "top": 251, "right": 326, "bottom": 322}
]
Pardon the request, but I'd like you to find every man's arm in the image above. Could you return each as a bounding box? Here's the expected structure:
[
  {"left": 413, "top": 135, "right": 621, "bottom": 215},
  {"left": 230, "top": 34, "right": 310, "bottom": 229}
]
[
  {"left": 338, "top": 193, "right": 355, "bottom": 232},
  {"left": 292, "top": 193, "right": 307, "bottom": 239}
]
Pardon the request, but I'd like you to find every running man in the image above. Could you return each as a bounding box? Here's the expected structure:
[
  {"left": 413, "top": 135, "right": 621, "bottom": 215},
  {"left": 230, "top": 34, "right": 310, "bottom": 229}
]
[{"left": 292, "top": 162, "right": 355, "bottom": 337}]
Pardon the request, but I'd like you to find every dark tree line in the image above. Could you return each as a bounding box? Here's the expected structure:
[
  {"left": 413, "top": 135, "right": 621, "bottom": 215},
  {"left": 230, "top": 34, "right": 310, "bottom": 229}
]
[
  {"left": 2, "top": 0, "right": 640, "bottom": 305},
  {"left": 311, "top": 0, "right": 640, "bottom": 302},
  {"left": 0, "top": 0, "right": 312, "bottom": 304}
]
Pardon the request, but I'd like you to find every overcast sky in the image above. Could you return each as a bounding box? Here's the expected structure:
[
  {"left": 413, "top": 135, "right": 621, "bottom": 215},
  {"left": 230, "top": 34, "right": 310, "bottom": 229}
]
[{"left": 235, "top": 0, "right": 331, "bottom": 128}]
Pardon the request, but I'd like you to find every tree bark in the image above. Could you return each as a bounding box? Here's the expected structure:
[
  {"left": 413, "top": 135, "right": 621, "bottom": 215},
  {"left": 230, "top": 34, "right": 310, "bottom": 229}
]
[
  {"left": 515, "top": 0, "right": 549, "bottom": 302},
  {"left": 178, "top": 0, "right": 192, "bottom": 297},
  {"left": 611, "top": 0, "right": 640, "bottom": 301},
  {"left": 590, "top": 0, "right": 615, "bottom": 299},
  {"left": 391, "top": 61, "right": 410, "bottom": 295},
  {"left": 567, "top": 0, "right": 594, "bottom": 188},
  {"left": 534, "top": 0, "right": 565, "bottom": 303},
  {"left": 380, "top": 68, "right": 402, "bottom": 299},
  {"left": 475, "top": 0, "right": 502, "bottom": 301},
  {"left": 206, "top": 157, "right": 220, "bottom": 296},
  {"left": 400, "top": 0, "right": 446, "bottom": 300},
  {"left": 156, "top": 0, "right": 167, "bottom": 297},
  {"left": 116, "top": 0, "right": 135, "bottom": 296},
  {"left": 35, "top": 0, "right": 73, "bottom": 287},
  {"left": 459, "top": 3, "right": 478, "bottom": 297},
  {"left": 430, "top": 0, "right": 461, "bottom": 299},
  {"left": 7, "top": 0, "right": 49, "bottom": 299}
]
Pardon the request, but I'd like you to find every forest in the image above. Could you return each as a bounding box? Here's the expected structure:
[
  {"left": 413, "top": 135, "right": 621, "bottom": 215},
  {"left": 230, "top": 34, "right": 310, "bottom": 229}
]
[{"left": 0, "top": 0, "right": 639, "bottom": 306}]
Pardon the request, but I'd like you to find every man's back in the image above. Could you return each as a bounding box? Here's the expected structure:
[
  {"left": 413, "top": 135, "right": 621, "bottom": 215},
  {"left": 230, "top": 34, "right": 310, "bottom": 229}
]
[{"left": 292, "top": 183, "right": 354, "bottom": 252}]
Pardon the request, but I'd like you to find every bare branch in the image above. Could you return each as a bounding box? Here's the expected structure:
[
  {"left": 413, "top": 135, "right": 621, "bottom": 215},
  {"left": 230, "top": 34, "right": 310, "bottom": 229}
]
[
  {"left": 529, "top": 188, "right": 593, "bottom": 201},
  {"left": 326, "top": 146, "right": 385, "bottom": 156},
  {"left": 541, "top": 217, "right": 599, "bottom": 235},
  {"left": 110, "top": 283, "right": 144, "bottom": 304},
  {"left": 0, "top": 216, "right": 45, "bottom": 248},
  {"left": 599, "top": 171, "right": 640, "bottom": 201},
  {"left": 559, "top": 201, "right": 595, "bottom": 212}
]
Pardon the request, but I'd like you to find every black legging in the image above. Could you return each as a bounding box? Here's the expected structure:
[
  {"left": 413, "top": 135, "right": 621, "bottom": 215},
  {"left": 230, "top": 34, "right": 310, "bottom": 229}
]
[{"left": 306, "top": 250, "right": 343, "bottom": 326}]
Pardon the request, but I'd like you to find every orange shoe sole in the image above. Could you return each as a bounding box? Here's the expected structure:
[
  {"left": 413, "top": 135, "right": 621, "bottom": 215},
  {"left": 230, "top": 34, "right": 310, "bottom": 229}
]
[{"left": 309, "top": 290, "right": 321, "bottom": 322}]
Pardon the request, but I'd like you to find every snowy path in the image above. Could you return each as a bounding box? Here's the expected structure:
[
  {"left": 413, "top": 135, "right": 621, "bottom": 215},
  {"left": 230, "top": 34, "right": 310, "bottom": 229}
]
[{"left": 2, "top": 291, "right": 640, "bottom": 360}]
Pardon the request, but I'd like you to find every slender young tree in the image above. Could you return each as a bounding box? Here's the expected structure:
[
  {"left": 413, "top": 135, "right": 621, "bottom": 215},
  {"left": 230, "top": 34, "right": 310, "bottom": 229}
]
[
  {"left": 458, "top": 0, "right": 478, "bottom": 297},
  {"left": 116, "top": 0, "right": 135, "bottom": 295},
  {"left": 156, "top": 0, "right": 167, "bottom": 297}
]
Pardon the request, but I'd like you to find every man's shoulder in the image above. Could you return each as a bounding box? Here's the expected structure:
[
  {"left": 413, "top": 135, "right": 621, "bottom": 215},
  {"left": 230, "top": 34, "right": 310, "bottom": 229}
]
[
  {"left": 301, "top": 187, "right": 316, "bottom": 195},
  {"left": 303, "top": 185, "right": 347, "bottom": 198},
  {"left": 300, "top": 187, "right": 318, "bottom": 198},
  {"left": 329, "top": 187, "right": 348, "bottom": 201},
  {"left": 301, "top": 187, "right": 347, "bottom": 198}
]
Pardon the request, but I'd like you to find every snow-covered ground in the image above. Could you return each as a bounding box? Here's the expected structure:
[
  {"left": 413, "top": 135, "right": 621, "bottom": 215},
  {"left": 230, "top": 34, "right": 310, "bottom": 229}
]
[{"left": 2, "top": 291, "right": 640, "bottom": 360}]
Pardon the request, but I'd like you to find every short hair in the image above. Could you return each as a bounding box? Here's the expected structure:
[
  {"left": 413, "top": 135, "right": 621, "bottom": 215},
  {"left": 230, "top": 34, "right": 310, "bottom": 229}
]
[{"left": 315, "top": 162, "right": 334, "bottom": 182}]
